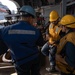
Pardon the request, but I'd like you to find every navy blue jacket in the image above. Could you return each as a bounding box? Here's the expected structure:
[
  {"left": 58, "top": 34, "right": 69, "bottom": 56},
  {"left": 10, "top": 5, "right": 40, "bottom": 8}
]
[
  {"left": 65, "top": 42, "right": 75, "bottom": 68},
  {"left": 61, "top": 42, "right": 75, "bottom": 68},
  {"left": 0, "top": 21, "right": 44, "bottom": 65}
]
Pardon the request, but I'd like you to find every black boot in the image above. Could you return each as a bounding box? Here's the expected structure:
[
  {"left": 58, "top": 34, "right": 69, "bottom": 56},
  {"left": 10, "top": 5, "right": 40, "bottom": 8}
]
[{"left": 49, "top": 66, "right": 58, "bottom": 73}]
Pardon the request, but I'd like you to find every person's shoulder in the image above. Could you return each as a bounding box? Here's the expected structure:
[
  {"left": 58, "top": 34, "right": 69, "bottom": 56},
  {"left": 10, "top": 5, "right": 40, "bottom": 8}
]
[
  {"left": 67, "top": 32, "right": 75, "bottom": 39},
  {"left": 0, "top": 25, "right": 5, "bottom": 29},
  {"left": 66, "top": 32, "right": 75, "bottom": 45}
]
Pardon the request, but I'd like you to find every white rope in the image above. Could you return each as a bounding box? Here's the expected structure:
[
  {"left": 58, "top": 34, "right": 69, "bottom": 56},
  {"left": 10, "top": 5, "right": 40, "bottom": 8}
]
[{"left": 2, "top": 53, "right": 12, "bottom": 63}]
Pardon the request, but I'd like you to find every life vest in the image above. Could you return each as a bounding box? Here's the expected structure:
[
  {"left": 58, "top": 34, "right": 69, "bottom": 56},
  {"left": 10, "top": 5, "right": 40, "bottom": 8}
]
[
  {"left": 56, "top": 32, "right": 75, "bottom": 74},
  {"left": 48, "top": 23, "right": 61, "bottom": 44}
]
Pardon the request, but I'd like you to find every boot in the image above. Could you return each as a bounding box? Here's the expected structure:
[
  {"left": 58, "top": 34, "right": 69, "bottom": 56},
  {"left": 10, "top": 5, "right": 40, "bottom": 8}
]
[{"left": 49, "top": 66, "right": 58, "bottom": 73}]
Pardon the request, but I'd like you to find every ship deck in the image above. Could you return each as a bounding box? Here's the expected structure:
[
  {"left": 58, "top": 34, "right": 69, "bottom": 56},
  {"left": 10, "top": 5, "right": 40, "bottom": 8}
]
[{"left": 0, "top": 55, "right": 60, "bottom": 75}]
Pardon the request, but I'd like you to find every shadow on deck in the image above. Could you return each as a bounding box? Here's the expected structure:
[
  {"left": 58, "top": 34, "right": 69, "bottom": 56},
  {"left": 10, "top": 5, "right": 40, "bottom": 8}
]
[
  {"left": 0, "top": 54, "right": 60, "bottom": 75},
  {"left": 40, "top": 54, "right": 60, "bottom": 75}
]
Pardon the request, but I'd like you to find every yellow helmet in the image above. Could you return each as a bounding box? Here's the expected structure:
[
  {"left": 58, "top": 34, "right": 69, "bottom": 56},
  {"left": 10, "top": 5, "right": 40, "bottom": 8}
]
[
  {"left": 59, "top": 15, "right": 75, "bottom": 28},
  {"left": 49, "top": 10, "right": 59, "bottom": 22}
]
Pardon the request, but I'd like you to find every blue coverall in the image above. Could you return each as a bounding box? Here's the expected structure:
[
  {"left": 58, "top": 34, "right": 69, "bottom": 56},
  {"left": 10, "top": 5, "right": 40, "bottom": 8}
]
[{"left": 0, "top": 21, "right": 44, "bottom": 75}]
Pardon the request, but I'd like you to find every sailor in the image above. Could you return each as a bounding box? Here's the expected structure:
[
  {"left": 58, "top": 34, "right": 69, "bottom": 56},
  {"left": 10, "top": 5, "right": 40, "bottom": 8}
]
[
  {"left": 0, "top": 5, "right": 44, "bottom": 75},
  {"left": 56, "top": 15, "right": 75, "bottom": 75},
  {"left": 41, "top": 10, "right": 64, "bottom": 72}
]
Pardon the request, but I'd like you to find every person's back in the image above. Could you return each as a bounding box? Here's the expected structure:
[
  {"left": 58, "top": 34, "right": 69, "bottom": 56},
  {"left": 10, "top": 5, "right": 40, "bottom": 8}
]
[
  {"left": 0, "top": 5, "right": 44, "bottom": 75},
  {"left": 0, "top": 21, "right": 42, "bottom": 64}
]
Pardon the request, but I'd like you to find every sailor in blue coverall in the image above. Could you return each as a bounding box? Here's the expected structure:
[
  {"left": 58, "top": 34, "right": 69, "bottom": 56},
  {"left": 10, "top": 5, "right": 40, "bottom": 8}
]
[{"left": 0, "top": 6, "right": 44, "bottom": 75}]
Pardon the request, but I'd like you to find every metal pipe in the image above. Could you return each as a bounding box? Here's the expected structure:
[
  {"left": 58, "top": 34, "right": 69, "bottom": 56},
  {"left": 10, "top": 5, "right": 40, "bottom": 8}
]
[{"left": 61, "top": 0, "right": 67, "bottom": 16}]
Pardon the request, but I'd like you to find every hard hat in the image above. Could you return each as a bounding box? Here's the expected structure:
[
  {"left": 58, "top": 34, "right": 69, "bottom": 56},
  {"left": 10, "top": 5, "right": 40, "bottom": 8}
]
[
  {"left": 59, "top": 15, "right": 75, "bottom": 28},
  {"left": 19, "top": 5, "right": 36, "bottom": 17},
  {"left": 49, "top": 10, "right": 59, "bottom": 22}
]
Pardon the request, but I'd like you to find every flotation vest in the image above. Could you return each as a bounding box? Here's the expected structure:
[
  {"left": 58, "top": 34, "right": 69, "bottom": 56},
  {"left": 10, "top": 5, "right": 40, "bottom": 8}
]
[
  {"left": 56, "top": 32, "right": 75, "bottom": 74},
  {"left": 48, "top": 23, "right": 61, "bottom": 44}
]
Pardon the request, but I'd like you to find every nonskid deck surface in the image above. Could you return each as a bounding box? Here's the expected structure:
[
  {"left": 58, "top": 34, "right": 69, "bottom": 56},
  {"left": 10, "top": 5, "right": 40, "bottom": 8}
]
[
  {"left": 0, "top": 63, "right": 60, "bottom": 75},
  {"left": 40, "top": 65, "right": 60, "bottom": 75},
  {"left": 0, "top": 63, "right": 15, "bottom": 75},
  {"left": 0, "top": 53, "right": 60, "bottom": 75}
]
